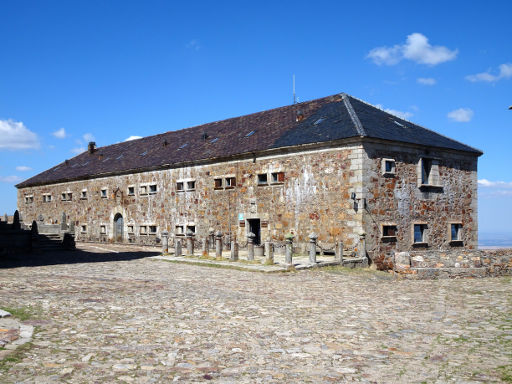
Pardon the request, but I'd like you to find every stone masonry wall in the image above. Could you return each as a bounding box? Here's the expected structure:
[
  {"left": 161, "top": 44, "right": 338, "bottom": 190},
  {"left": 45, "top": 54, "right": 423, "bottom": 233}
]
[
  {"left": 17, "top": 144, "right": 364, "bottom": 250},
  {"left": 361, "top": 141, "right": 479, "bottom": 267}
]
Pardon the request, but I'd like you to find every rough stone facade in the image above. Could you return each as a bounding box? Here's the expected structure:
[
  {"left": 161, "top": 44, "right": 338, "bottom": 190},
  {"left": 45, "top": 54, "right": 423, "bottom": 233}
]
[{"left": 17, "top": 138, "right": 481, "bottom": 266}]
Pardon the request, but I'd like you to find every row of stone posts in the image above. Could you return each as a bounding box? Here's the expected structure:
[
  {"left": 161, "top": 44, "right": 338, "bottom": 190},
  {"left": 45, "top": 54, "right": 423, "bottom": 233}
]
[{"left": 160, "top": 230, "right": 363, "bottom": 266}]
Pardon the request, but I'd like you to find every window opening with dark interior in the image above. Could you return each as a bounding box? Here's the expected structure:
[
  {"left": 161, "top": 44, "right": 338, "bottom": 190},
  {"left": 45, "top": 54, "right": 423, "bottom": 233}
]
[
  {"left": 257, "top": 173, "right": 268, "bottom": 185},
  {"left": 149, "top": 225, "right": 157, "bottom": 234},
  {"left": 176, "top": 182, "right": 184, "bottom": 191},
  {"left": 128, "top": 186, "right": 135, "bottom": 195},
  {"left": 271, "top": 172, "right": 285, "bottom": 184},
  {"left": 225, "top": 177, "right": 236, "bottom": 189},
  {"left": 187, "top": 181, "right": 196, "bottom": 190},
  {"left": 214, "top": 178, "right": 223, "bottom": 189},
  {"left": 101, "top": 189, "right": 107, "bottom": 198},
  {"left": 186, "top": 225, "right": 196, "bottom": 234},
  {"left": 149, "top": 184, "right": 157, "bottom": 194},
  {"left": 382, "top": 225, "right": 397, "bottom": 237},
  {"left": 451, "top": 223, "right": 462, "bottom": 242},
  {"left": 413, "top": 224, "right": 427, "bottom": 244}
]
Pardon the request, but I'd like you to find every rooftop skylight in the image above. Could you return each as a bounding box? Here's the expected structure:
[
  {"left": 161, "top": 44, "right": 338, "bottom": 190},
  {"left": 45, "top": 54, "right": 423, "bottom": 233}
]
[
  {"left": 140, "top": 151, "right": 148, "bottom": 156},
  {"left": 210, "top": 137, "right": 219, "bottom": 143},
  {"left": 116, "top": 154, "right": 124, "bottom": 160},
  {"left": 313, "top": 117, "right": 325, "bottom": 125},
  {"left": 393, "top": 120, "right": 405, "bottom": 127},
  {"left": 245, "top": 130, "right": 256, "bottom": 137},
  {"left": 179, "top": 143, "right": 188, "bottom": 149}
]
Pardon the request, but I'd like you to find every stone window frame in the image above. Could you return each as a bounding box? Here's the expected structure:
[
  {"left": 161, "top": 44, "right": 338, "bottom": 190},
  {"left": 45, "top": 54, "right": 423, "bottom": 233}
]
[
  {"left": 224, "top": 176, "right": 236, "bottom": 189},
  {"left": 214, "top": 178, "right": 223, "bottom": 190},
  {"left": 80, "top": 224, "right": 87, "bottom": 233},
  {"left": 257, "top": 173, "right": 268, "bottom": 185},
  {"left": 186, "top": 180, "right": 196, "bottom": 191},
  {"left": 148, "top": 225, "right": 158, "bottom": 235},
  {"left": 214, "top": 175, "right": 236, "bottom": 190},
  {"left": 127, "top": 224, "right": 135, "bottom": 234},
  {"left": 100, "top": 188, "right": 108, "bottom": 198},
  {"left": 42, "top": 194, "right": 52, "bottom": 203},
  {"left": 417, "top": 157, "right": 442, "bottom": 188},
  {"left": 448, "top": 221, "right": 464, "bottom": 245},
  {"left": 61, "top": 191, "right": 73, "bottom": 202},
  {"left": 186, "top": 224, "right": 196, "bottom": 235},
  {"left": 140, "top": 185, "right": 148, "bottom": 195},
  {"left": 381, "top": 158, "right": 396, "bottom": 176},
  {"left": 381, "top": 223, "right": 398, "bottom": 242},
  {"left": 412, "top": 222, "right": 428, "bottom": 246},
  {"left": 175, "top": 225, "right": 185, "bottom": 236},
  {"left": 100, "top": 224, "right": 107, "bottom": 234},
  {"left": 139, "top": 225, "right": 148, "bottom": 235},
  {"left": 176, "top": 182, "right": 184, "bottom": 192},
  {"left": 149, "top": 184, "right": 158, "bottom": 195},
  {"left": 24, "top": 194, "right": 34, "bottom": 204},
  {"left": 127, "top": 186, "right": 135, "bottom": 196},
  {"left": 80, "top": 189, "right": 88, "bottom": 200},
  {"left": 270, "top": 171, "right": 285, "bottom": 185}
]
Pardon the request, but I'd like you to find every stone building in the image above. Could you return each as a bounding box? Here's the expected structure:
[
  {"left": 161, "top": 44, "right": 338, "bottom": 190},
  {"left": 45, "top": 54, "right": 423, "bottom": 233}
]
[{"left": 16, "top": 93, "right": 482, "bottom": 265}]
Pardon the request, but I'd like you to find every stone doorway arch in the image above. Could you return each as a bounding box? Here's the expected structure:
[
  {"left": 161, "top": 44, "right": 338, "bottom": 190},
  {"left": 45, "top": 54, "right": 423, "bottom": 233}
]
[{"left": 114, "top": 213, "right": 123, "bottom": 242}]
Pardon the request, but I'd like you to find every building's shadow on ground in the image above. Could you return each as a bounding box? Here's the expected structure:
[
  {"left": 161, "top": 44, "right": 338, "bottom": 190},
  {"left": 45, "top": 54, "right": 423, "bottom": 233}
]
[{"left": 0, "top": 248, "right": 160, "bottom": 269}]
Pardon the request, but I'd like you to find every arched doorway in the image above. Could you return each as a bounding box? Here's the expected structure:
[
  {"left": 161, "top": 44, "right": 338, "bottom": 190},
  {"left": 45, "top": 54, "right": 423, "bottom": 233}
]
[{"left": 114, "top": 213, "right": 123, "bottom": 242}]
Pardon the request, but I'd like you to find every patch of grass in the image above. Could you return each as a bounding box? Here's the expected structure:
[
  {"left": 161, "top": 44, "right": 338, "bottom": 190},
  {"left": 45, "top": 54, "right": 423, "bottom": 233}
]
[
  {"left": 1, "top": 305, "right": 41, "bottom": 321},
  {"left": 0, "top": 337, "right": 35, "bottom": 372},
  {"left": 498, "top": 365, "right": 512, "bottom": 383}
]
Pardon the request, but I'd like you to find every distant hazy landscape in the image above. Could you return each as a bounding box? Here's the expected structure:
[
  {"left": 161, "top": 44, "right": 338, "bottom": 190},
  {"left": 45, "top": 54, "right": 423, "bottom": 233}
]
[{"left": 479, "top": 232, "right": 512, "bottom": 248}]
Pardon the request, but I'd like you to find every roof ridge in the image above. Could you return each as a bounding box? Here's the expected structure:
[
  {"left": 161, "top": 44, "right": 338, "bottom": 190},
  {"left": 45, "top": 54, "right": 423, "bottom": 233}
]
[
  {"left": 341, "top": 93, "right": 366, "bottom": 136},
  {"left": 347, "top": 95, "right": 483, "bottom": 154}
]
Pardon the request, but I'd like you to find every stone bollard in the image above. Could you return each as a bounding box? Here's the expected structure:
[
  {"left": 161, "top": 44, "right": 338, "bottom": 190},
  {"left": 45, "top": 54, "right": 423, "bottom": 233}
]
[
  {"left": 12, "top": 210, "right": 20, "bottom": 231},
  {"left": 215, "top": 231, "right": 223, "bottom": 259},
  {"left": 161, "top": 231, "right": 169, "bottom": 254},
  {"left": 285, "top": 233, "right": 294, "bottom": 265},
  {"left": 247, "top": 232, "right": 256, "bottom": 261},
  {"left": 209, "top": 228, "right": 215, "bottom": 251},
  {"left": 264, "top": 241, "right": 274, "bottom": 265},
  {"left": 309, "top": 232, "right": 318, "bottom": 264},
  {"left": 61, "top": 212, "right": 67, "bottom": 231},
  {"left": 230, "top": 241, "right": 239, "bottom": 261},
  {"left": 186, "top": 230, "right": 195, "bottom": 256},
  {"left": 202, "top": 238, "right": 209, "bottom": 257},
  {"left": 175, "top": 238, "right": 182, "bottom": 257},
  {"left": 336, "top": 241, "right": 344, "bottom": 263},
  {"left": 358, "top": 232, "right": 366, "bottom": 259}
]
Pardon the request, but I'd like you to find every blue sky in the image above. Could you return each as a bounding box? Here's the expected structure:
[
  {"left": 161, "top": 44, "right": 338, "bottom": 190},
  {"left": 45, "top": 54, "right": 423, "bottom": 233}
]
[{"left": 1, "top": 0, "right": 511, "bottom": 239}]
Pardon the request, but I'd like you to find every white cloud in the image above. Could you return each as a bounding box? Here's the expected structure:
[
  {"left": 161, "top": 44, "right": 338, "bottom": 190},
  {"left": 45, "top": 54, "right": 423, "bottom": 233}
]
[
  {"left": 466, "top": 63, "right": 512, "bottom": 83},
  {"left": 417, "top": 77, "right": 436, "bottom": 85},
  {"left": 375, "top": 104, "right": 413, "bottom": 120},
  {"left": 124, "top": 135, "right": 142, "bottom": 142},
  {"left": 447, "top": 108, "right": 474, "bottom": 122},
  {"left": 478, "top": 179, "right": 512, "bottom": 188},
  {"left": 0, "top": 175, "right": 23, "bottom": 183},
  {"left": 16, "top": 166, "right": 32, "bottom": 172},
  {"left": 70, "top": 147, "right": 86, "bottom": 155},
  {"left": 52, "top": 127, "right": 67, "bottom": 139},
  {"left": 367, "top": 33, "right": 457, "bottom": 66},
  {"left": 478, "top": 179, "right": 512, "bottom": 198},
  {"left": 0, "top": 119, "right": 40, "bottom": 150},
  {"left": 83, "top": 133, "right": 95, "bottom": 142}
]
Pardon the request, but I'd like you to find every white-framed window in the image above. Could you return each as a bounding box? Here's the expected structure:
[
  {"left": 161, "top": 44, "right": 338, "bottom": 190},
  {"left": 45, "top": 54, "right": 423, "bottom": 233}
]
[
  {"left": 101, "top": 188, "right": 107, "bottom": 198},
  {"left": 61, "top": 192, "right": 72, "bottom": 201},
  {"left": 450, "top": 223, "right": 463, "bottom": 243},
  {"left": 381, "top": 224, "right": 397, "bottom": 240},
  {"left": 127, "top": 186, "right": 135, "bottom": 196},
  {"left": 149, "top": 184, "right": 157, "bottom": 194},
  {"left": 81, "top": 225, "right": 87, "bottom": 233},
  {"left": 257, "top": 173, "right": 268, "bottom": 185},
  {"left": 81, "top": 189, "right": 88, "bottom": 199},
  {"left": 100, "top": 225, "right": 107, "bottom": 234},
  {"left": 127, "top": 225, "right": 134, "bottom": 233},
  {"left": 225, "top": 177, "right": 236, "bottom": 189},
  {"left": 413, "top": 223, "right": 428, "bottom": 245},
  {"left": 140, "top": 225, "right": 147, "bottom": 235},
  {"left": 149, "top": 225, "right": 157, "bottom": 234},
  {"left": 175, "top": 225, "right": 184, "bottom": 236},
  {"left": 186, "top": 225, "right": 196, "bottom": 235},
  {"left": 381, "top": 158, "right": 396, "bottom": 175},
  {"left": 140, "top": 185, "right": 148, "bottom": 195},
  {"left": 271, "top": 171, "right": 285, "bottom": 184},
  {"left": 24, "top": 195, "right": 34, "bottom": 204},
  {"left": 176, "top": 182, "right": 184, "bottom": 192},
  {"left": 43, "top": 194, "right": 52, "bottom": 203},
  {"left": 417, "top": 158, "right": 440, "bottom": 187},
  {"left": 214, "top": 178, "right": 223, "bottom": 189},
  {"left": 186, "top": 180, "right": 196, "bottom": 190}
]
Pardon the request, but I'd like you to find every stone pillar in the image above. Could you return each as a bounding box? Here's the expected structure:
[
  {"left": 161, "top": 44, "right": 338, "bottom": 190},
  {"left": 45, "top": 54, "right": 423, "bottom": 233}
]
[
  {"left": 285, "top": 233, "right": 294, "bottom": 265},
  {"left": 69, "top": 221, "right": 75, "bottom": 234},
  {"left": 336, "top": 241, "right": 344, "bottom": 263},
  {"left": 202, "top": 238, "right": 209, "bottom": 257},
  {"left": 358, "top": 233, "right": 366, "bottom": 259},
  {"left": 186, "top": 231, "right": 195, "bottom": 256},
  {"left": 3, "top": 213, "right": 7, "bottom": 223},
  {"left": 215, "top": 231, "right": 223, "bottom": 259},
  {"left": 209, "top": 228, "right": 215, "bottom": 250},
  {"left": 175, "top": 238, "right": 182, "bottom": 257},
  {"left": 161, "top": 231, "right": 169, "bottom": 254},
  {"left": 264, "top": 241, "right": 274, "bottom": 264},
  {"left": 309, "top": 232, "right": 318, "bottom": 264},
  {"left": 247, "top": 232, "right": 255, "bottom": 261},
  {"left": 230, "top": 241, "right": 239, "bottom": 261},
  {"left": 12, "top": 210, "right": 20, "bottom": 231},
  {"left": 61, "top": 212, "right": 67, "bottom": 231}
]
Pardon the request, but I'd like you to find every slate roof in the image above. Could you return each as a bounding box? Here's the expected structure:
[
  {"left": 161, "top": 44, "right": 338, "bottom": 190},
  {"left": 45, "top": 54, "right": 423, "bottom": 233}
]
[{"left": 17, "top": 93, "right": 482, "bottom": 188}]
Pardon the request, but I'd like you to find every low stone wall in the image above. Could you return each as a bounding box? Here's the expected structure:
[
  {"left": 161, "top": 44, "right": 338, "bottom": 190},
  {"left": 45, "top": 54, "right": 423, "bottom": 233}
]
[{"left": 382, "top": 248, "right": 512, "bottom": 278}]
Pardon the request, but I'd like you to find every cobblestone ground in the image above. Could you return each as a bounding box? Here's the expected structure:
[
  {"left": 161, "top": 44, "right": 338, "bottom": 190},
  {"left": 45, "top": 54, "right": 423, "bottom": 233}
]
[{"left": 0, "top": 243, "right": 511, "bottom": 383}]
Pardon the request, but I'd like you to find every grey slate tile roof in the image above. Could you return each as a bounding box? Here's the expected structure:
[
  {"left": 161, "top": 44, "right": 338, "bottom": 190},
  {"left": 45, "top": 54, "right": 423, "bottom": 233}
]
[{"left": 17, "top": 93, "right": 482, "bottom": 188}]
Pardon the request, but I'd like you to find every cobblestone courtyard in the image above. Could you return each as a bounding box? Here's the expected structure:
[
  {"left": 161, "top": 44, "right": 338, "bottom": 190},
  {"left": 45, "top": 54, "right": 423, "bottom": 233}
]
[{"left": 1, "top": 243, "right": 511, "bottom": 383}]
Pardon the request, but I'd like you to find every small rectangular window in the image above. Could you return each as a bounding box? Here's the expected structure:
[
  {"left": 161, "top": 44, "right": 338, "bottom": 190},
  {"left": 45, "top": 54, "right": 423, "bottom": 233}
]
[
  {"left": 418, "top": 158, "right": 440, "bottom": 187},
  {"left": 214, "top": 178, "right": 223, "bottom": 189},
  {"left": 81, "top": 225, "right": 87, "bottom": 233},
  {"left": 382, "top": 159, "right": 396, "bottom": 175},
  {"left": 100, "top": 225, "right": 106, "bottom": 234},
  {"left": 271, "top": 172, "right": 285, "bottom": 184},
  {"left": 186, "top": 225, "right": 196, "bottom": 234},
  {"left": 382, "top": 225, "right": 397, "bottom": 238},
  {"left": 61, "top": 193, "right": 67, "bottom": 201},
  {"left": 413, "top": 224, "right": 427, "bottom": 244},
  {"left": 127, "top": 186, "right": 135, "bottom": 195},
  {"left": 68, "top": 193, "right": 72, "bottom": 201},
  {"left": 149, "top": 184, "right": 157, "bottom": 194},
  {"left": 450, "top": 223, "right": 463, "bottom": 242},
  {"left": 81, "top": 190, "right": 87, "bottom": 199},
  {"left": 25, "top": 195, "right": 33, "bottom": 203},
  {"left": 127, "top": 225, "right": 134, "bottom": 233},
  {"left": 187, "top": 181, "right": 196, "bottom": 190},
  {"left": 175, "top": 225, "right": 184, "bottom": 235},
  {"left": 176, "top": 182, "right": 184, "bottom": 191},
  {"left": 140, "top": 225, "right": 147, "bottom": 235},
  {"left": 257, "top": 173, "right": 268, "bottom": 185},
  {"left": 149, "top": 225, "right": 157, "bottom": 234},
  {"left": 225, "top": 177, "right": 236, "bottom": 189},
  {"left": 101, "top": 189, "right": 107, "bottom": 198},
  {"left": 43, "top": 194, "right": 52, "bottom": 202}
]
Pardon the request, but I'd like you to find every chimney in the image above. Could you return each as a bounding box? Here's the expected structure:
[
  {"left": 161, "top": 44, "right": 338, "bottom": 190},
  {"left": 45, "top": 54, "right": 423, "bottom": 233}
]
[{"left": 88, "top": 142, "right": 96, "bottom": 154}]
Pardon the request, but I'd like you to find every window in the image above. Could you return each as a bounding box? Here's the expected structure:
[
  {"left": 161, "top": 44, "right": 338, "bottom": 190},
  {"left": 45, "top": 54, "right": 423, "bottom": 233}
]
[
  {"left": 140, "top": 185, "right": 148, "bottom": 195},
  {"left": 100, "top": 225, "right": 106, "bottom": 234},
  {"left": 450, "top": 223, "right": 463, "bottom": 242},
  {"left": 127, "top": 225, "right": 134, "bottom": 233},
  {"left": 187, "top": 181, "right": 196, "bottom": 190},
  {"left": 382, "top": 158, "right": 396, "bottom": 175},
  {"left": 257, "top": 173, "right": 268, "bottom": 185},
  {"left": 271, "top": 172, "right": 285, "bottom": 184},
  {"left": 413, "top": 224, "right": 427, "bottom": 244},
  {"left": 149, "top": 184, "right": 157, "bottom": 194},
  {"left": 418, "top": 158, "right": 440, "bottom": 186},
  {"left": 225, "top": 177, "right": 236, "bottom": 189},
  {"left": 175, "top": 225, "right": 184, "bottom": 235},
  {"left": 61, "top": 192, "right": 72, "bottom": 201},
  {"left": 127, "top": 186, "right": 135, "bottom": 195},
  {"left": 81, "top": 225, "right": 87, "bottom": 233},
  {"left": 81, "top": 190, "right": 87, "bottom": 199},
  {"left": 25, "top": 195, "right": 33, "bottom": 204},
  {"left": 382, "top": 224, "right": 397, "bottom": 239},
  {"left": 43, "top": 194, "right": 52, "bottom": 203},
  {"left": 140, "top": 225, "right": 147, "bottom": 235},
  {"left": 149, "top": 225, "right": 157, "bottom": 234},
  {"left": 186, "top": 225, "right": 196, "bottom": 235},
  {"left": 214, "top": 178, "right": 223, "bottom": 189},
  {"left": 101, "top": 188, "right": 107, "bottom": 198},
  {"left": 176, "top": 182, "right": 184, "bottom": 191}
]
